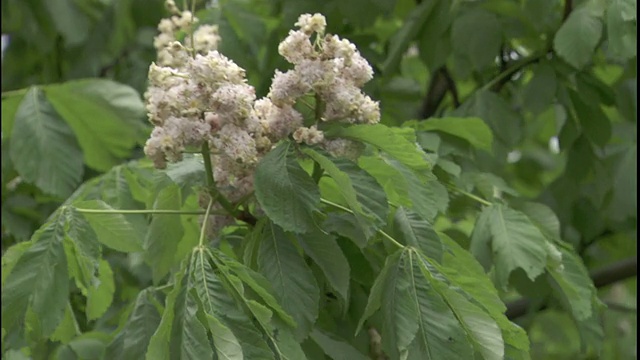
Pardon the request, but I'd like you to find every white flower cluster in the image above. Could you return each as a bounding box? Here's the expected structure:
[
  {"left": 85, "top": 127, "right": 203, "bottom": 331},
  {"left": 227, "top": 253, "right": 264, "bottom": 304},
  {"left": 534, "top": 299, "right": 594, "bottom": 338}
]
[
  {"left": 144, "top": 9, "right": 380, "bottom": 235},
  {"left": 265, "top": 13, "right": 379, "bottom": 157},
  {"left": 153, "top": 0, "right": 221, "bottom": 67}
]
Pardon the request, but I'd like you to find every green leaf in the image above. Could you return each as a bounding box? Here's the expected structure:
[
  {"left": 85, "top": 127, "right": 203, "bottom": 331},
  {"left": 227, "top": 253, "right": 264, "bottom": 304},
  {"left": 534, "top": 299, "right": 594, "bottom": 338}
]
[
  {"left": 607, "top": 0, "right": 637, "bottom": 60},
  {"left": 310, "top": 328, "right": 368, "bottom": 360},
  {"left": 356, "top": 251, "right": 401, "bottom": 334},
  {"left": 1, "top": 242, "right": 31, "bottom": 285},
  {"left": 144, "top": 184, "right": 184, "bottom": 282},
  {"left": 305, "top": 148, "right": 388, "bottom": 239},
  {"left": 45, "top": 79, "right": 145, "bottom": 171},
  {"left": 9, "top": 87, "right": 84, "bottom": 197},
  {"left": 512, "top": 201, "right": 562, "bottom": 241},
  {"left": 205, "top": 314, "right": 244, "bottom": 360},
  {"left": 608, "top": 145, "right": 637, "bottom": 220},
  {"left": 553, "top": 8, "right": 603, "bottom": 69},
  {"left": 441, "top": 290, "right": 504, "bottom": 360},
  {"left": 43, "top": 0, "right": 90, "bottom": 46},
  {"left": 327, "top": 124, "right": 429, "bottom": 170},
  {"left": 254, "top": 142, "right": 320, "bottom": 233},
  {"left": 412, "top": 117, "right": 493, "bottom": 152},
  {"left": 522, "top": 62, "right": 558, "bottom": 115},
  {"left": 387, "top": 159, "right": 448, "bottom": 221},
  {"left": 257, "top": 221, "right": 320, "bottom": 340},
  {"left": 451, "top": 9, "right": 503, "bottom": 70},
  {"left": 2, "top": 214, "right": 68, "bottom": 338},
  {"left": 386, "top": 250, "right": 475, "bottom": 358},
  {"left": 547, "top": 246, "right": 597, "bottom": 321},
  {"left": 358, "top": 155, "right": 411, "bottom": 207},
  {"left": 119, "top": 289, "right": 162, "bottom": 360},
  {"left": 76, "top": 200, "right": 143, "bottom": 253},
  {"left": 455, "top": 90, "right": 522, "bottom": 147},
  {"left": 382, "top": 0, "right": 437, "bottom": 74},
  {"left": 393, "top": 207, "right": 443, "bottom": 262},
  {"left": 471, "top": 204, "right": 549, "bottom": 289},
  {"left": 86, "top": 259, "right": 115, "bottom": 320},
  {"left": 210, "top": 249, "right": 296, "bottom": 327},
  {"left": 296, "top": 230, "right": 351, "bottom": 303},
  {"left": 64, "top": 208, "right": 100, "bottom": 295},
  {"left": 569, "top": 90, "right": 611, "bottom": 147},
  {"left": 1, "top": 92, "right": 24, "bottom": 135},
  {"left": 50, "top": 303, "right": 80, "bottom": 344}
]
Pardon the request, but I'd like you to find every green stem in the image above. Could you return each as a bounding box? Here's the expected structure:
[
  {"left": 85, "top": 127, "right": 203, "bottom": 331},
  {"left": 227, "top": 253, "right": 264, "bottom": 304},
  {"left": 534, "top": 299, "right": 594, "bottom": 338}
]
[
  {"left": 319, "top": 198, "right": 404, "bottom": 249},
  {"left": 73, "top": 208, "right": 210, "bottom": 215},
  {"left": 480, "top": 52, "right": 546, "bottom": 92},
  {"left": 445, "top": 183, "right": 492, "bottom": 206},
  {"left": 198, "top": 198, "right": 214, "bottom": 247}
]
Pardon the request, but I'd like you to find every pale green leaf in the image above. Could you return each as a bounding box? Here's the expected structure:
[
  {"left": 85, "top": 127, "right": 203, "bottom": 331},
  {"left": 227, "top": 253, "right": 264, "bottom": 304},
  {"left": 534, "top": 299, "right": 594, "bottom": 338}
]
[
  {"left": 45, "top": 79, "right": 145, "bottom": 171},
  {"left": 607, "top": 0, "right": 637, "bottom": 60},
  {"left": 50, "top": 303, "right": 80, "bottom": 344},
  {"left": 86, "top": 259, "right": 115, "bottom": 320},
  {"left": 358, "top": 155, "right": 411, "bottom": 207},
  {"left": 1, "top": 241, "right": 31, "bottom": 285},
  {"left": 257, "top": 221, "right": 319, "bottom": 340},
  {"left": 254, "top": 142, "right": 320, "bottom": 233},
  {"left": 547, "top": 246, "right": 597, "bottom": 321},
  {"left": 553, "top": 8, "right": 603, "bottom": 69},
  {"left": 76, "top": 200, "right": 143, "bottom": 253},
  {"left": 327, "top": 124, "right": 429, "bottom": 170},
  {"left": 414, "top": 117, "right": 493, "bottom": 152},
  {"left": 205, "top": 314, "right": 244, "bottom": 360},
  {"left": 9, "top": 87, "right": 84, "bottom": 197}
]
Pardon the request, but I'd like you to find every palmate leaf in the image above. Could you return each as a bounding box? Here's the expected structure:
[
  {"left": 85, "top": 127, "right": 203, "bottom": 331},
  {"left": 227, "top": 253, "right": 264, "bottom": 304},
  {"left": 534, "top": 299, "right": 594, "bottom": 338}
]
[
  {"left": 1, "top": 212, "right": 69, "bottom": 339},
  {"left": 470, "top": 204, "right": 549, "bottom": 290},
  {"left": 359, "top": 247, "right": 516, "bottom": 359},
  {"left": 9, "top": 87, "right": 84, "bottom": 198},
  {"left": 304, "top": 147, "right": 388, "bottom": 240},
  {"left": 254, "top": 141, "right": 320, "bottom": 233},
  {"left": 44, "top": 79, "right": 146, "bottom": 171},
  {"left": 257, "top": 221, "right": 320, "bottom": 340}
]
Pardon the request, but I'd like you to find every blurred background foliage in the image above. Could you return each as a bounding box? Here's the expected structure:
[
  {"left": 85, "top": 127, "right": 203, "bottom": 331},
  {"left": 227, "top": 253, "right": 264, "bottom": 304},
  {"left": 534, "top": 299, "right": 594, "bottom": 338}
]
[{"left": 1, "top": 0, "right": 636, "bottom": 359}]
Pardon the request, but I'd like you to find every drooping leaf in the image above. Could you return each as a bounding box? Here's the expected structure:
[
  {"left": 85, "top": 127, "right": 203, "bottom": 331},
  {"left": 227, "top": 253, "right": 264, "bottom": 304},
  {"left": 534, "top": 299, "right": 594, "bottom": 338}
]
[
  {"left": 119, "top": 289, "right": 162, "bottom": 360},
  {"left": 553, "top": 7, "right": 603, "bottom": 69},
  {"left": 50, "top": 303, "right": 80, "bottom": 344},
  {"left": 393, "top": 207, "right": 443, "bottom": 262},
  {"left": 257, "top": 221, "right": 320, "bottom": 340},
  {"left": 547, "top": 246, "right": 598, "bottom": 321},
  {"left": 2, "top": 214, "right": 69, "bottom": 338},
  {"left": 9, "top": 87, "right": 84, "bottom": 197},
  {"left": 607, "top": 0, "right": 637, "bottom": 60},
  {"left": 75, "top": 200, "right": 143, "bottom": 253},
  {"left": 296, "top": 230, "right": 351, "bottom": 303},
  {"left": 470, "top": 204, "right": 549, "bottom": 289},
  {"left": 44, "top": 79, "right": 146, "bottom": 171},
  {"left": 86, "top": 259, "right": 115, "bottom": 320},
  {"left": 254, "top": 142, "right": 320, "bottom": 233},
  {"left": 327, "top": 124, "right": 430, "bottom": 170}
]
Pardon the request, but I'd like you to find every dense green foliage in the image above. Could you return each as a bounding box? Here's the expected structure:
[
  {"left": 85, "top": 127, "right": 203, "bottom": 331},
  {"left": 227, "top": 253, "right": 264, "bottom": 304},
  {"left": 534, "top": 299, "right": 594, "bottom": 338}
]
[{"left": 1, "top": 0, "right": 636, "bottom": 359}]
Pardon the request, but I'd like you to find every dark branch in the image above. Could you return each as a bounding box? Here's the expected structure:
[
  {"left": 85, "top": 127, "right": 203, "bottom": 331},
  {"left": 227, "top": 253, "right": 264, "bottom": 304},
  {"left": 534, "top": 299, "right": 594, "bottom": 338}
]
[
  {"left": 506, "top": 257, "right": 638, "bottom": 319},
  {"left": 419, "top": 66, "right": 459, "bottom": 119}
]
